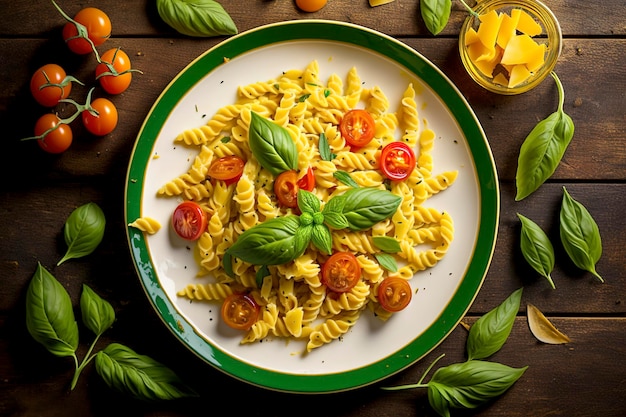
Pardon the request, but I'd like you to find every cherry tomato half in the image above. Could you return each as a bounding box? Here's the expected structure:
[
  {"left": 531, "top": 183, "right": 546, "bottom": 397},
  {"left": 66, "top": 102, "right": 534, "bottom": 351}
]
[
  {"left": 297, "top": 166, "right": 315, "bottom": 192},
  {"left": 322, "top": 252, "right": 362, "bottom": 293},
  {"left": 274, "top": 168, "right": 315, "bottom": 208},
  {"left": 82, "top": 97, "right": 118, "bottom": 136},
  {"left": 62, "top": 7, "right": 111, "bottom": 55},
  {"left": 377, "top": 277, "right": 412, "bottom": 312},
  {"left": 340, "top": 109, "right": 376, "bottom": 148},
  {"left": 34, "top": 113, "right": 73, "bottom": 154},
  {"left": 96, "top": 48, "right": 133, "bottom": 95},
  {"left": 207, "top": 155, "right": 245, "bottom": 185},
  {"left": 295, "top": 0, "right": 328, "bottom": 12},
  {"left": 171, "top": 201, "right": 207, "bottom": 241},
  {"left": 221, "top": 293, "right": 260, "bottom": 331},
  {"left": 380, "top": 142, "right": 416, "bottom": 181},
  {"left": 30, "top": 64, "right": 72, "bottom": 107}
]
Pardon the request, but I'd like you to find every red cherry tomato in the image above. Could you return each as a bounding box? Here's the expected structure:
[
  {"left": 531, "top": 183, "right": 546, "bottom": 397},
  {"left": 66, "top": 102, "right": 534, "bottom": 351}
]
[
  {"left": 296, "top": 0, "right": 328, "bottom": 12},
  {"left": 340, "top": 109, "right": 376, "bottom": 148},
  {"left": 30, "top": 64, "right": 72, "bottom": 107},
  {"left": 377, "top": 277, "right": 412, "bottom": 312},
  {"left": 171, "top": 201, "right": 207, "bottom": 241},
  {"left": 322, "top": 252, "right": 361, "bottom": 293},
  {"left": 380, "top": 142, "right": 416, "bottom": 181},
  {"left": 274, "top": 168, "right": 314, "bottom": 208},
  {"left": 297, "top": 166, "right": 315, "bottom": 192},
  {"left": 96, "top": 48, "right": 133, "bottom": 95},
  {"left": 62, "top": 7, "right": 111, "bottom": 55},
  {"left": 82, "top": 98, "right": 118, "bottom": 136},
  {"left": 34, "top": 113, "right": 73, "bottom": 154},
  {"left": 207, "top": 156, "right": 245, "bottom": 185},
  {"left": 221, "top": 293, "right": 260, "bottom": 331}
]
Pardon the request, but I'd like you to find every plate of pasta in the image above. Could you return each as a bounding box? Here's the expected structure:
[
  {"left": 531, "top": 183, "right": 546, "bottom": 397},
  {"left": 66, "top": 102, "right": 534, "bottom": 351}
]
[{"left": 125, "top": 20, "right": 499, "bottom": 393}]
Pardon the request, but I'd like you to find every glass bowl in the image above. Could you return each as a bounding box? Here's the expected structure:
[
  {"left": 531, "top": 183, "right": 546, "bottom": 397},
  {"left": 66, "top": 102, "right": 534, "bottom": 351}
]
[{"left": 459, "top": 0, "right": 562, "bottom": 95}]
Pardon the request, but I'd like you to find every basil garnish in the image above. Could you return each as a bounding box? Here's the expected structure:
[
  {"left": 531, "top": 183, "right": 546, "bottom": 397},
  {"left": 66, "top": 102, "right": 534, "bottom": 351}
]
[
  {"left": 560, "top": 187, "right": 604, "bottom": 282},
  {"left": 333, "top": 170, "right": 360, "bottom": 188},
  {"left": 420, "top": 0, "right": 451, "bottom": 35},
  {"left": 318, "top": 132, "right": 336, "bottom": 161},
  {"left": 517, "top": 214, "right": 556, "bottom": 289},
  {"left": 58, "top": 202, "right": 106, "bottom": 265},
  {"left": 249, "top": 111, "right": 298, "bottom": 176},
  {"left": 336, "top": 188, "right": 401, "bottom": 231},
  {"left": 373, "top": 236, "right": 401, "bottom": 253},
  {"left": 156, "top": 0, "right": 237, "bottom": 37}
]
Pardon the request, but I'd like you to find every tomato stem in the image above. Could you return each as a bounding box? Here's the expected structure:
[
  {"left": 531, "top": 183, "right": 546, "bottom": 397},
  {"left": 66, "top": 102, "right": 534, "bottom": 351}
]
[{"left": 51, "top": 0, "right": 102, "bottom": 62}]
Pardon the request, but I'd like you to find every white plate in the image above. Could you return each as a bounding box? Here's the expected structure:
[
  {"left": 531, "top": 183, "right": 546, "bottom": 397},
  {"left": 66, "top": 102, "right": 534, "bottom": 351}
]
[{"left": 125, "top": 20, "right": 499, "bottom": 393}]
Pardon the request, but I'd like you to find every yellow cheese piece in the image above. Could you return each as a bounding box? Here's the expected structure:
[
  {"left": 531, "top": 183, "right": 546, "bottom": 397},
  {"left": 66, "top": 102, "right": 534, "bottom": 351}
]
[
  {"left": 500, "top": 34, "right": 542, "bottom": 66},
  {"left": 369, "top": 0, "right": 395, "bottom": 6},
  {"left": 508, "top": 64, "right": 532, "bottom": 87},
  {"left": 516, "top": 8, "right": 542, "bottom": 36},
  {"left": 496, "top": 12, "right": 520, "bottom": 49},
  {"left": 526, "top": 43, "right": 546, "bottom": 72},
  {"left": 465, "top": 27, "right": 480, "bottom": 46},
  {"left": 493, "top": 72, "right": 510, "bottom": 86},
  {"left": 468, "top": 42, "right": 502, "bottom": 77},
  {"left": 477, "top": 10, "right": 502, "bottom": 50}
]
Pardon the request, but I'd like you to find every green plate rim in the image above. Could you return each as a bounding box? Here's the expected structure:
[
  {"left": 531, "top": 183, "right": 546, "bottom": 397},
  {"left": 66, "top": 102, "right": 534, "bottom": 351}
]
[{"left": 124, "top": 19, "right": 499, "bottom": 394}]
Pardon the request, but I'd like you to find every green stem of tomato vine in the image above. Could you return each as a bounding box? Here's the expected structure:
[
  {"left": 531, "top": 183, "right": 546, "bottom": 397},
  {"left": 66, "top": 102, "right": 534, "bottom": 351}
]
[{"left": 51, "top": 0, "right": 102, "bottom": 62}]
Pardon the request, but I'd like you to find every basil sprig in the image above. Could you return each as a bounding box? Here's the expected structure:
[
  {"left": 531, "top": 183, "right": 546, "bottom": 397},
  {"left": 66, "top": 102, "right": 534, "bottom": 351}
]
[
  {"left": 420, "top": 0, "right": 452, "bottom": 35},
  {"left": 249, "top": 111, "right": 298, "bottom": 176},
  {"left": 58, "top": 202, "right": 106, "bottom": 266},
  {"left": 383, "top": 288, "right": 528, "bottom": 416},
  {"left": 156, "top": 0, "right": 237, "bottom": 37},
  {"left": 560, "top": 187, "right": 604, "bottom": 282},
  {"left": 517, "top": 213, "right": 556, "bottom": 289},
  {"left": 515, "top": 72, "right": 575, "bottom": 201}
]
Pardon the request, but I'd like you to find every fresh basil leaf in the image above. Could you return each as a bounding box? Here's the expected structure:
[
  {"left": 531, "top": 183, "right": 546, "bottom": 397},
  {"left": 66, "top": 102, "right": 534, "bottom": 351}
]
[
  {"left": 375, "top": 253, "right": 398, "bottom": 272},
  {"left": 25, "top": 262, "right": 79, "bottom": 358},
  {"left": 95, "top": 343, "right": 198, "bottom": 401},
  {"left": 420, "top": 0, "right": 451, "bottom": 35},
  {"left": 255, "top": 265, "right": 270, "bottom": 288},
  {"left": 339, "top": 188, "right": 401, "bottom": 231},
  {"left": 467, "top": 288, "right": 523, "bottom": 361},
  {"left": 298, "top": 189, "right": 320, "bottom": 215},
  {"left": 515, "top": 72, "right": 574, "bottom": 201},
  {"left": 311, "top": 224, "right": 332, "bottom": 255},
  {"left": 560, "top": 187, "right": 603, "bottom": 282},
  {"left": 318, "top": 133, "right": 336, "bottom": 161},
  {"left": 58, "top": 202, "right": 106, "bottom": 265},
  {"left": 428, "top": 360, "right": 528, "bottom": 414},
  {"left": 322, "top": 196, "right": 349, "bottom": 229},
  {"left": 249, "top": 112, "right": 298, "bottom": 176},
  {"left": 156, "top": 0, "right": 237, "bottom": 37},
  {"left": 517, "top": 213, "right": 556, "bottom": 289},
  {"left": 226, "top": 216, "right": 305, "bottom": 265},
  {"left": 80, "top": 284, "right": 115, "bottom": 336},
  {"left": 373, "top": 236, "right": 401, "bottom": 253},
  {"left": 222, "top": 251, "right": 234, "bottom": 278},
  {"left": 333, "top": 170, "right": 360, "bottom": 188}
]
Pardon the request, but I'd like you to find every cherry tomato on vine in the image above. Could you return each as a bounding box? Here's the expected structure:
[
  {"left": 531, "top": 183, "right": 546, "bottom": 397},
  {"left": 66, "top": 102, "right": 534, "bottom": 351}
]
[
  {"left": 220, "top": 293, "right": 260, "bottom": 331},
  {"left": 380, "top": 142, "right": 416, "bottom": 181},
  {"left": 207, "top": 155, "right": 245, "bottom": 185},
  {"left": 377, "top": 277, "right": 412, "bottom": 312},
  {"left": 30, "top": 64, "right": 72, "bottom": 107},
  {"left": 62, "top": 7, "right": 111, "bottom": 55},
  {"left": 82, "top": 97, "right": 118, "bottom": 136},
  {"left": 274, "top": 168, "right": 315, "bottom": 208},
  {"left": 96, "top": 48, "right": 133, "bottom": 95},
  {"left": 295, "top": 0, "right": 328, "bottom": 12},
  {"left": 322, "top": 252, "right": 361, "bottom": 293},
  {"left": 340, "top": 109, "right": 376, "bottom": 148},
  {"left": 171, "top": 201, "right": 207, "bottom": 241},
  {"left": 34, "top": 113, "right": 73, "bottom": 154}
]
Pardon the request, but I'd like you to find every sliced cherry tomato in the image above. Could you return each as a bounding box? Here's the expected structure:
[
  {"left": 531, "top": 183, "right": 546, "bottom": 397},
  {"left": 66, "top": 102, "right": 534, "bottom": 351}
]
[
  {"left": 30, "top": 64, "right": 72, "bottom": 107},
  {"left": 82, "top": 97, "right": 118, "bottom": 136},
  {"left": 34, "top": 113, "right": 72, "bottom": 154},
  {"left": 380, "top": 142, "right": 416, "bottom": 181},
  {"left": 62, "top": 7, "right": 111, "bottom": 55},
  {"left": 96, "top": 48, "right": 133, "bottom": 95},
  {"left": 340, "top": 109, "right": 376, "bottom": 148},
  {"left": 221, "top": 293, "right": 260, "bottom": 331},
  {"left": 378, "top": 277, "right": 412, "bottom": 312},
  {"left": 172, "top": 201, "right": 207, "bottom": 240},
  {"left": 296, "top": 166, "right": 315, "bottom": 192},
  {"left": 207, "top": 155, "right": 245, "bottom": 185},
  {"left": 322, "top": 252, "right": 361, "bottom": 293},
  {"left": 274, "top": 170, "right": 301, "bottom": 208},
  {"left": 296, "top": 0, "right": 328, "bottom": 12}
]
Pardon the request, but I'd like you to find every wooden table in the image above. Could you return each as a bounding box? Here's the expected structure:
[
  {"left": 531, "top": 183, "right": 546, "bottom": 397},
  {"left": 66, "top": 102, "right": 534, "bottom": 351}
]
[{"left": 1, "top": 1, "right": 624, "bottom": 416}]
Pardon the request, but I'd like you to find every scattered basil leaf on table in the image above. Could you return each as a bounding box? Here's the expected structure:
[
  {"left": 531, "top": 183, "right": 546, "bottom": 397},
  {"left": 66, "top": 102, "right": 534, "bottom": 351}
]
[
  {"left": 517, "top": 213, "right": 556, "bottom": 289},
  {"left": 559, "top": 187, "right": 604, "bottom": 282},
  {"left": 527, "top": 303, "right": 571, "bottom": 344},
  {"left": 420, "top": 0, "right": 451, "bottom": 35},
  {"left": 156, "top": 0, "right": 237, "bottom": 37},
  {"left": 249, "top": 111, "right": 298, "bottom": 176},
  {"left": 95, "top": 343, "right": 198, "bottom": 401},
  {"left": 80, "top": 284, "right": 115, "bottom": 336},
  {"left": 515, "top": 72, "right": 575, "bottom": 201},
  {"left": 58, "top": 202, "right": 106, "bottom": 265}
]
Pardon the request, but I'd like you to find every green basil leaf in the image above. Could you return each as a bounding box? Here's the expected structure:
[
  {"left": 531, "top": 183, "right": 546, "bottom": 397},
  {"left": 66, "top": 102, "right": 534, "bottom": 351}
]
[
  {"left": 428, "top": 360, "right": 528, "bottom": 413},
  {"left": 515, "top": 72, "right": 574, "bottom": 201},
  {"left": 373, "top": 236, "right": 401, "bottom": 253},
  {"left": 318, "top": 133, "right": 336, "bottom": 161},
  {"left": 58, "top": 202, "right": 106, "bottom": 265},
  {"left": 420, "top": 0, "right": 451, "bottom": 35},
  {"left": 311, "top": 224, "right": 332, "bottom": 255},
  {"left": 322, "top": 195, "right": 350, "bottom": 229},
  {"left": 222, "top": 251, "right": 234, "bottom": 278},
  {"left": 95, "top": 343, "right": 198, "bottom": 401},
  {"left": 255, "top": 265, "right": 270, "bottom": 288},
  {"left": 249, "top": 112, "right": 298, "bottom": 176},
  {"left": 339, "top": 188, "right": 401, "bottom": 231},
  {"left": 467, "top": 288, "right": 523, "bottom": 361},
  {"left": 298, "top": 189, "right": 320, "bottom": 215},
  {"left": 375, "top": 253, "right": 398, "bottom": 272},
  {"left": 80, "top": 284, "right": 115, "bottom": 336},
  {"left": 156, "top": 0, "right": 237, "bottom": 37},
  {"left": 25, "top": 262, "right": 78, "bottom": 357},
  {"left": 559, "top": 187, "right": 603, "bottom": 282},
  {"left": 517, "top": 213, "right": 556, "bottom": 289},
  {"left": 226, "top": 216, "right": 305, "bottom": 265},
  {"left": 333, "top": 170, "right": 360, "bottom": 188}
]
